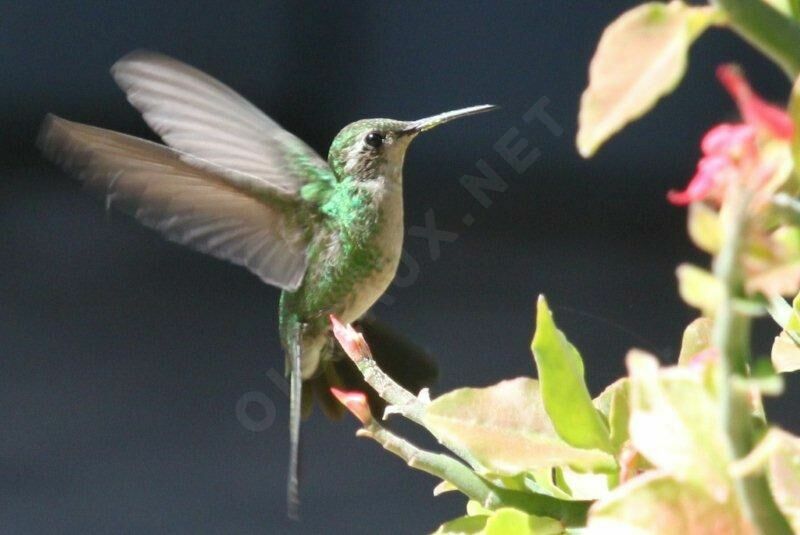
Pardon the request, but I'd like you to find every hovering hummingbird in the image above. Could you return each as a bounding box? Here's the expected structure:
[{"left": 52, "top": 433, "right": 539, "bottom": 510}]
[{"left": 38, "top": 50, "right": 496, "bottom": 517}]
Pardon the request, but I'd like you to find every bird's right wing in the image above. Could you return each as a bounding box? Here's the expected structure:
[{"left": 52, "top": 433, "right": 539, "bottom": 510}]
[
  {"left": 38, "top": 115, "right": 309, "bottom": 290},
  {"left": 110, "top": 50, "right": 336, "bottom": 197}
]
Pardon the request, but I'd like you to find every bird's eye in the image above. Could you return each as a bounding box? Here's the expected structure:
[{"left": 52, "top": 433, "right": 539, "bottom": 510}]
[{"left": 364, "top": 131, "right": 384, "bottom": 148}]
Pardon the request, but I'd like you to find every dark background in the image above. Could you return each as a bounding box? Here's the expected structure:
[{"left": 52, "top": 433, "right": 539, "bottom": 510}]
[{"left": 3, "top": 1, "right": 799, "bottom": 533}]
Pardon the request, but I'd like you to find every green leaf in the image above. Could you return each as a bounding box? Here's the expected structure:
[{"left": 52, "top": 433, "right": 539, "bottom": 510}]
[
  {"left": 434, "top": 480, "right": 459, "bottom": 496},
  {"left": 731, "top": 428, "right": 800, "bottom": 532},
  {"left": 677, "top": 317, "right": 713, "bottom": 366},
  {"left": 593, "top": 378, "right": 630, "bottom": 454},
  {"left": 626, "top": 350, "right": 730, "bottom": 493},
  {"left": 676, "top": 264, "right": 723, "bottom": 316},
  {"left": 770, "top": 291, "right": 800, "bottom": 372},
  {"left": 467, "top": 500, "right": 493, "bottom": 517},
  {"left": 587, "top": 472, "right": 752, "bottom": 534},
  {"left": 767, "top": 294, "right": 798, "bottom": 334},
  {"left": 531, "top": 296, "right": 612, "bottom": 453},
  {"left": 716, "top": 0, "right": 800, "bottom": 78},
  {"left": 577, "top": 2, "right": 717, "bottom": 157},
  {"left": 733, "top": 358, "right": 784, "bottom": 396},
  {"left": 484, "top": 508, "right": 564, "bottom": 535},
  {"left": 687, "top": 202, "right": 723, "bottom": 254},
  {"left": 524, "top": 469, "right": 574, "bottom": 500},
  {"left": 558, "top": 468, "right": 611, "bottom": 500},
  {"left": 435, "top": 508, "right": 566, "bottom": 535},
  {"left": 423, "top": 377, "right": 616, "bottom": 476},
  {"left": 763, "top": 0, "right": 793, "bottom": 16},
  {"left": 434, "top": 514, "right": 489, "bottom": 534}
]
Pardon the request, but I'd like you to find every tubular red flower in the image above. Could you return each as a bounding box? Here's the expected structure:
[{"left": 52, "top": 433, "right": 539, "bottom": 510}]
[
  {"left": 700, "top": 123, "right": 755, "bottom": 155},
  {"left": 667, "top": 155, "right": 729, "bottom": 205},
  {"left": 668, "top": 65, "right": 793, "bottom": 207},
  {"left": 716, "top": 64, "right": 793, "bottom": 140}
]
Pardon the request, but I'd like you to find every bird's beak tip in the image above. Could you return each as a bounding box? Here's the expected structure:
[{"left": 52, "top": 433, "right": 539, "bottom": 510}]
[{"left": 406, "top": 104, "right": 498, "bottom": 134}]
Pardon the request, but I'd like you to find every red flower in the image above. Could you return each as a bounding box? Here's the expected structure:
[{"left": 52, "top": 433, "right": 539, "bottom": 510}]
[
  {"left": 716, "top": 65, "right": 793, "bottom": 139},
  {"left": 668, "top": 65, "right": 793, "bottom": 206}
]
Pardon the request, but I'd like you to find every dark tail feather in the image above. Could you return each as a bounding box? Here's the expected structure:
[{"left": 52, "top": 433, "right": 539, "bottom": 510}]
[
  {"left": 302, "top": 316, "right": 438, "bottom": 418},
  {"left": 287, "top": 333, "right": 302, "bottom": 519}
]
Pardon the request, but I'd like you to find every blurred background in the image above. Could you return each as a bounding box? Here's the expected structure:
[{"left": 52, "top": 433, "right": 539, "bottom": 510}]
[{"left": 2, "top": 1, "right": 799, "bottom": 533}]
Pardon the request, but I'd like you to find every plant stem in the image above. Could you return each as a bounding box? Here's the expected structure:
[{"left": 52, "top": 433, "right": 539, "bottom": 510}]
[
  {"left": 713, "top": 0, "right": 800, "bottom": 78},
  {"left": 331, "top": 316, "right": 483, "bottom": 468},
  {"left": 353, "top": 349, "right": 427, "bottom": 422},
  {"left": 712, "top": 191, "right": 792, "bottom": 534},
  {"left": 330, "top": 316, "right": 428, "bottom": 421},
  {"left": 358, "top": 421, "right": 590, "bottom": 526}
]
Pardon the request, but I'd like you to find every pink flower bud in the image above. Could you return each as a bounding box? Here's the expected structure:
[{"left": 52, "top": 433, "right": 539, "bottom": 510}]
[
  {"left": 330, "top": 387, "right": 372, "bottom": 425},
  {"left": 330, "top": 315, "right": 372, "bottom": 362}
]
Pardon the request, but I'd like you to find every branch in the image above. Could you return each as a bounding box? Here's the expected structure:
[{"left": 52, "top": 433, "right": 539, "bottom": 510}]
[
  {"left": 329, "top": 315, "right": 428, "bottom": 422},
  {"left": 330, "top": 315, "right": 484, "bottom": 468},
  {"left": 712, "top": 189, "right": 792, "bottom": 534},
  {"left": 330, "top": 388, "right": 590, "bottom": 527}
]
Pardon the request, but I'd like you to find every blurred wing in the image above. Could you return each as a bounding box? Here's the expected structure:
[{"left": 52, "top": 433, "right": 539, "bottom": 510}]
[
  {"left": 111, "top": 50, "right": 335, "bottom": 195},
  {"left": 38, "top": 115, "right": 309, "bottom": 290}
]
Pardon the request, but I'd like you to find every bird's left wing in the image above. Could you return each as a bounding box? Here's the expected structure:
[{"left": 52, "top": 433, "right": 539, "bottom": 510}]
[{"left": 38, "top": 115, "right": 310, "bottom": 290}]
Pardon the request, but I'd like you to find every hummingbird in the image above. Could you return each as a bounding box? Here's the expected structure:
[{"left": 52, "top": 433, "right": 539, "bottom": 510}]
[{"left": 37, "top": 50, "right": 496, "bottom": 517}]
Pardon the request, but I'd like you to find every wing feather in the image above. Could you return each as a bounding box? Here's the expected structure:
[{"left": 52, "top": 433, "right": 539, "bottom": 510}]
[
  {"left": 38, "top": 115, "right": 308, "bottom": 290},
  {"left": 111, "top": 50, "right": 335, "bottom": 195}
]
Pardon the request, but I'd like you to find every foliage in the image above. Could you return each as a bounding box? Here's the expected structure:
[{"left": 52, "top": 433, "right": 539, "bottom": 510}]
[{"left": 330, "top": 1, "right": 800, "bottom": 532}]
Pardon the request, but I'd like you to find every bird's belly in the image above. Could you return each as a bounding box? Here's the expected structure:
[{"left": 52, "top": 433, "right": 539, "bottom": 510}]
[
  {"left": 340, "top": 252, "right": 399, "bottom": 322},
  {"left": 339, "top": 192, "right": 404, "bottom": 323}
]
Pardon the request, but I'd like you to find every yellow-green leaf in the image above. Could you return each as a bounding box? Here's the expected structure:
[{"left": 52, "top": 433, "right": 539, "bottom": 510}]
[
  {"left": 484, "top": 508, "right": 564, "bottom": 535},
  {"left": 433, "top": 514, "right": 489, "bottom": 535},
  {"left": 626, "top": 350, "right": 730, "bottom": 494},
  {"left": 676, "top": 263, "right": 722, "bottom": 316},
  {"left": 423, "top": 378, "right": 616, "bottom": 475},
  {"left": 435, "top": 508, "right": 566, "bottom": 535},
  {"left": 593, "top": 378, "right": 630, "bottom": 454},
  {"left": 434, "top": 480, "right": 459, "bottom": 496},
  {"left": 772, "top": 331, "right": 800, "bottom": 372},
  {"left": 577, "top": 2, "right": 717, "bottom": 157},
  {"left": 731, "top": 428, "right": 800, "bottom": 532},
  {"left": 677, "top": 317, "right": 713, "bottom": 366},
  {"left": 587, "top": 472, "right": 754, "bottom": 534},
  {"left": 770, "top": 292, "right": 800, "bottom": 372},
  {"left": 763, "top": 0, "right": 792, "bottom": 16},
  {"left": 559, "top": 468, "right": 611, "bottom": 500},
  {"left": 532, "top": 296, "right": 612, "bottom": 453},
  {"left": 688, "top": 202, "right": 723, "bottom": 254}
]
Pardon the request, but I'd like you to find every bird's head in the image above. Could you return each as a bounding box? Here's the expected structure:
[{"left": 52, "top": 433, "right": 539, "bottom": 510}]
[{"left": 327, "top": 105, "right": 496, "bottom": 185}]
